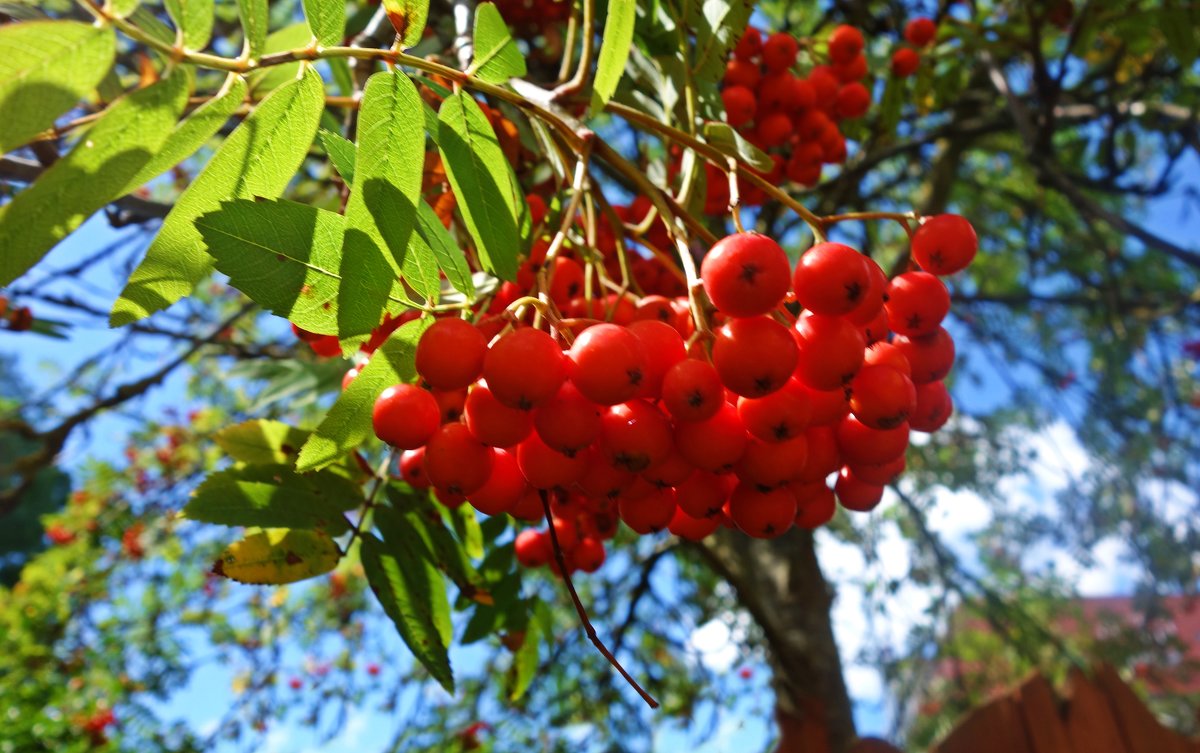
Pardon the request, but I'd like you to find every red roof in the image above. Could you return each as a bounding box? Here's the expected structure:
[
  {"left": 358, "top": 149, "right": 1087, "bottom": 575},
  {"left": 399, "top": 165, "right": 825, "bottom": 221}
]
[{"left": 934, "top": 595, "right": 1200, "bottom": 694}]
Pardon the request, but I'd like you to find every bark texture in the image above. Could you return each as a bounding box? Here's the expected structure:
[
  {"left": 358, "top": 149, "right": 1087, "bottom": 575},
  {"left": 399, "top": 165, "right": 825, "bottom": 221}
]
[{"left": 698, "top": 529, "right": 857, "bottom": 753}]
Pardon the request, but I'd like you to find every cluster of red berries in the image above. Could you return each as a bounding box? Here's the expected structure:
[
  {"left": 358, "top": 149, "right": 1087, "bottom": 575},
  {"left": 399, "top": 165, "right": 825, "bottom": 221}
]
[
  {"left": 891, "top": 17, "right": 938, "bottom": 78},
  {"left": 708, "top": 23, "right": 872, "bottom": 200},
  {"left": 491, "top": 0, "right": 571, "bottom": 33},
  {"left": 81, "top": 708, "right": 116, "bottom": 746},
  {"left": 0, "top": 295, "right": 33, "bottom": 332},
  {"left": 366, "top": 213, "right": 977, "bottom": 574}
]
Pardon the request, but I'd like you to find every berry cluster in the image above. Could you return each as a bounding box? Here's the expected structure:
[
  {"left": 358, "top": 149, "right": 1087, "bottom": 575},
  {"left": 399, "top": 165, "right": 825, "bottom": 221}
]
[
  {"left": 891, "top": 17, "right": 938, "bottom": 78},
  {"left": 709, "top": 23, "right": 871, "bottom": 201},
  {"left": 491, "top": 0, "right": 571, "bottom": 33},
  {"left": 367, "top": 214, "right": 977, "bottom": 575},
  {"left": 0, "top": 295, "right": 33, "bottom": 332}
]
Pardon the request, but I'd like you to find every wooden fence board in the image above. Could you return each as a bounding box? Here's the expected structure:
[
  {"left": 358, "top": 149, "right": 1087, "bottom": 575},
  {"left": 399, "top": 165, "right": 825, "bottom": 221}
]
[
  {"left": 1094, "top": 664, "right": 1189, "bottom": 753},
  {"left": 933, "top": 696, "right": 1033, "bottom": 753},
  {"left": 1062, "top": 668, "right": 1129, "bottom": 753},
  {"left": 1017, "top": 673, "right": 1075, "bottom": 753}
]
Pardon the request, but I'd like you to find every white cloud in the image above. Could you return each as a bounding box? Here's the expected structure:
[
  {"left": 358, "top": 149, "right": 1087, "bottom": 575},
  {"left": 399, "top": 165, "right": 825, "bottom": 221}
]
[
  {"left": 688, "top": 618, "right": 741, "bottom": 673},
  {"left": 843, "top": 664, "right": 884, "bottom": 701}
]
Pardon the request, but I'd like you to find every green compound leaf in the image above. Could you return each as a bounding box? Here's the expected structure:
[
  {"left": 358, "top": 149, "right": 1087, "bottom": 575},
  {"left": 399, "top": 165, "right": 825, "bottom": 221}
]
[
  {"left": 702, "top": 121, "right": 773, "bottom": 173},
  {"left": 0, "top": 68, "right": 189, "bottom": 287},
  {"left": 121, "top": 73, "right": 248, "bottom": 195},
  {"left": 0, "top": 21, "right": 116, "bottom": 155},
  {"left": 111, "top": 67, "right": 325, "bottom": 326},
  {"left": 317, "top": 128, "right": 357, "bottom": 185},
  {"left": 235, "top": 0, "right": 268, "bottom": 58},
  {"left": 412, "top": 199, "right": 475, "bottom": 299},
  {"left": 197, "top": 198, "right": 345, "bottom": 335}
]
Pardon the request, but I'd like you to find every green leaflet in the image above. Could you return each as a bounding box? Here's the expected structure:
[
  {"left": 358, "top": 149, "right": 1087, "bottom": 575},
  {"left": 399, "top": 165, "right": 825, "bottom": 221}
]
[
  {"left": 507, "top": 610, "right": 541, "bottom": 701},
  {"left": 361, "top": 532, "right": 454, "bottom": 692},
  {"left": 0, "top": 21, "right": 116, "bottom": 156},
  {"left": 437, "top": 92, "right": 524, "bottom": 282},
  {"left": 111, "top": 67, "right": 325, "bottom": 327},
  {"left": 689, "top": 0, "right": 754, "bottom": 84},
  {"left": 0, "top": 69, "right": 189, "bottom": 288},
  {"left": 381, "top": 0, "right": 430, "bottom": 48},
  {"left": 412, "top": 200, "right": 475, "bottom": 298},
  {"left": 214, "top": 419, "right": 312, "bottom": 465},
  {"left": 163, "top": 0, "right": 214, "bottom": 51},
  {"left": 702, "top": 121, "right": 773, "bottom": 173},
  {"left": 469, "top": 2, "right": 526, "bottom": 83},
  {"left": 317, "top": 129, "right": 356, "bottom": 185},
  {"left": 302, "top": 0, "right": 346, "bottom": 47},
  {"left": 373, "top": 507, "right": 456, "bottom": 640},
  {"left": 120, "top": 73, "right": 248, "bottom": 194},
  {"left": 213, "top": 528, "right": 341, "bottom": 585},
  {"left": 589, "top": 0, "right": 636, "bottom": 115},
  {"left": 295, "top": 318, "right": 431, "bottom": 472},
  {"left": 130, "top": 6, "right": 178, "bottom": 47},
  {"left": 235, "top": 0, "right": 269, "bottom": 58},
  {"left": 339, "top": 71, "right": 426, "bottom": 341},
  {"left": 382, "top": 490, "right": 491, "bottom": 604},
  {"left": 196, "top": 199, "right": 346, "bottom": 335},
  {"left": 183, "top": 465, "right": 359, "bottom": 534},
  {"left": 111, "top": 0, "right": 141, "bottom": 18}
]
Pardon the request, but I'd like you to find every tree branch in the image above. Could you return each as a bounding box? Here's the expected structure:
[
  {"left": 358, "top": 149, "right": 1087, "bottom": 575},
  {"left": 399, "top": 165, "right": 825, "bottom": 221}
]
[{"left": 0, "top": 303, "right": 255, "bottom": 517}]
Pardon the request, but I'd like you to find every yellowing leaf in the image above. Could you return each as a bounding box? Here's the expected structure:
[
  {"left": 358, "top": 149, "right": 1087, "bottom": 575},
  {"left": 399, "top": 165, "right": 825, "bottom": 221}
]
[{"left": 212, "top": 529, "right": 340, "bottom": 585}]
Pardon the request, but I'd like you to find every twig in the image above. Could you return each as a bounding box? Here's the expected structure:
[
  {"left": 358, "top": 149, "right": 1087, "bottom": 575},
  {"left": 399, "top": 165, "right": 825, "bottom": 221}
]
[
  {"left": 537, "top": 489, "right": 659, "bottom": 709},
  {"left": 0, "top": 303, "right": 256, "bottom": 517},
  {"left": 344, "top": 451, "right": 397, "bottom": 552}
]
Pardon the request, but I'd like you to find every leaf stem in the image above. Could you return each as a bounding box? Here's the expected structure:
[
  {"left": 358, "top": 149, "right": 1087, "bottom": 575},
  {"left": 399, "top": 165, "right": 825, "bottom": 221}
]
[{"left": 537, "top": 490, "right": 659, "bottom": 709}]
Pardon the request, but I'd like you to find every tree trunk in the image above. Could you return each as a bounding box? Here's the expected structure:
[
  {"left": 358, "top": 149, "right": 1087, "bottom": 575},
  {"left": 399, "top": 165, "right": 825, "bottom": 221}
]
[{"left": 698, "top": 529, "right": 857, "bottom": 753}]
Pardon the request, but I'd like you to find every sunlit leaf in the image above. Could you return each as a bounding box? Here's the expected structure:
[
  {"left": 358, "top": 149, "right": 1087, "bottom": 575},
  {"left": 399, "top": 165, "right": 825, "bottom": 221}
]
[
  {"left": 0, "top": 68, "right": 189, "bottom": 287},
  {"left": 214, "top": 419, "right": 312, "bottom": 465},
  {"left": 235, "top": 0, "right": 268, "bottom": 58},
  {"left": 111, "top": 67, "right": 325, "bottom": 326},
  {"left": 197, "top": 198, "right": 345, "bottom": 335},
  {"left": 437, "top": 92, "right": 524, "bottom": 281},
  {"left": 470, "top": 2, "right": 526, "bottom": 83},
  {"left": 339, "top": 70, "right": 426, "bottom": 342},
  {"left": 163, "top": 0, "right": 214, "bottom": 51},
  {"left": 590, "top": 0, "right": 636, "bottom": 114},
  {"left": 317, "top": 128, "right": 356, "bottom": 185},
  {"left": 120, "top": 73, "right": 249, "bottom": 194},
  {"left": 302, "top": 0, "right": 346, "bottom": 47},
  {"left": 184, "top": 465, "right": 359, "bottom": 533},
  {"left": 0, "top": 21, "right": 116, "bottom": 155},
  {"left": 212, "top": 528, "right": 341, "bottom": 585}
]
